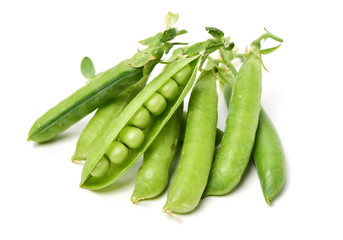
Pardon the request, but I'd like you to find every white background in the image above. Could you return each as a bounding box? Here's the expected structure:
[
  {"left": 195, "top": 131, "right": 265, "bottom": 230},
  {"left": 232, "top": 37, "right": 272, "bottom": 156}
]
[{"left": 1, "top": 0, "right": 342, "bottom": 239}]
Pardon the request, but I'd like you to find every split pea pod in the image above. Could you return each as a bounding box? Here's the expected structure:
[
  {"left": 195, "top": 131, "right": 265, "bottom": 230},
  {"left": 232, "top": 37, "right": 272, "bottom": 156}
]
[
  {"left": 131, "top": 104, "right": 183, "bottom": 203},
  {"left": 28, "top": 60, "right": 145, "bottom": 143},
  {"left": 223, "top": 85, "right": 285, "bottom": 204},
  {"left": 80, "top": 55, "right": 200, "bottom": 190},
  {"left": 71, "top": 77, "right": 147, "bottom": 162},
  {"left": 163, "top": 70, "right": 218, "bottom": 214}
]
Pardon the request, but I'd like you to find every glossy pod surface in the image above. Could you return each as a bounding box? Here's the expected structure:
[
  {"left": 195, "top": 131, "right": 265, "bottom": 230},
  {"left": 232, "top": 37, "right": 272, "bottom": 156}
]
[
  {"left": 164, "top": 70, "right": 218, "bottom": 214},
  {"left": 80, "top": 55, "right": 200, "bottom": 190},
  {"left": 131, "top": 105, "right": 183, "bottom": 203},
  {"left": 204, "top": 52, "right": 262, "bottom": 196},
  {"left": 28, "top": 60, "right": 143, "bottom": 142},
  {"left": 253, "top": 108, "right": 286, "bottom": 204},
  {"left": 72, "top": 78, "right": 147, "bottom": 161}
]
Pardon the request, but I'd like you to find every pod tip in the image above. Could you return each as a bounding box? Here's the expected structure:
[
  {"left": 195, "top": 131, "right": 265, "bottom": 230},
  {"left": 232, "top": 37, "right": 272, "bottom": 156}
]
[{"left": 163, "top": 208, "right": 180, "bottom": 221}]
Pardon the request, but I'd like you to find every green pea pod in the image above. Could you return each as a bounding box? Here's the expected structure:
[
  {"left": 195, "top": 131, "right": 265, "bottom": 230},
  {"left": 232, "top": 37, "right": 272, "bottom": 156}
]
[
  {"left": 253, "top": 108, "right": 286, "bottom": 204},
  {"left": 179, "top": 111, "right": 223, "bottom": 147},
  {"left": 71, "top": 77, "right": 147, "bottom": 162},
  {"left": 223, "top": 85, "right": 285, "bottom": 204},
  {"left": 205, "top": 30, "right": 283, "bottom": 196},
  {"left": 164, "top": 70, "right": 218, "bottom": 214},
  {"left": 28, "top": 62, "right": 144, "bottom": 142},
  {"left": 204, "top": 51, "right": 262, "bottom": 196},
  {"left": 131, "top": 104, "right": 183, "bottom": 203},
  {"left": 80, "top": 55, "right": 201, "bottom": 190}
]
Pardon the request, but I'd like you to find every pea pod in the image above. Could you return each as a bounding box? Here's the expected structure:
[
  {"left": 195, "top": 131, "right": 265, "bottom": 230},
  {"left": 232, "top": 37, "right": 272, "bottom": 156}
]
[
  {"left": 179, "top": 111, "right": 223, "bottom": 147},
  {"left": 80, "top": 55, "right": 201, "bottom": 190},
  {"left": 223, "top": 85, "right": 285, "bottom": 204},
  {"left": 204, "top": 31, "right": 283, "bottom": 196},
  {"left": 131, "top": 104, "right": 183, "bottom": 203},
  {"left": 253, "top": 108, "right": 286, "bottom": 204},
  {"left": 71, "top": 77, "right": 147, "bottom": 162},
  {"left": 27, "top": 17, "right": 184, "bottom": 143},
  {"left": 28, "top": 62, "right": 145, "bottom": 142},
  {"left": 163, "top": 70, "right": 218, "bottom": 214}
]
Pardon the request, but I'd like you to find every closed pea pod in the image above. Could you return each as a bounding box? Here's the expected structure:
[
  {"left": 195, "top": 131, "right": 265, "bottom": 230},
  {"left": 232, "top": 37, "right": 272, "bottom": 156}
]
[
  {"left": 204, "top": 51, "right": 262, "bottom": 196},
  {"left": 253, "top": 108, "right": 286, "bottom": 204},
  {"left": 80, "top": 55, "right": 200, "bottom": 190},
  {"left": 27, "top": 18, "right": 184, "bottom": 143},
  {"left": 163, "top": 70, "right": 218, "bottom": 214},
  {"left": 131, "top": 104, "right": 183, "bottom": 203},
  {"left": 28, "top": 61, "right": 145, "bottom": 143},
  {"left": 204, "top": 30, "right": 283, "bottom": 196},
  {"left": 223, "top": 85, "right": 285, "bottom": 204}
]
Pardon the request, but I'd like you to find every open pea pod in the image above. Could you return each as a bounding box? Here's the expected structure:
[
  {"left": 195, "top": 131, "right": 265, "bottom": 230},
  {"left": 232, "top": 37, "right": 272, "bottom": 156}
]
[{"left": 80, "top": 55, "right": 201, "bottom": 190}]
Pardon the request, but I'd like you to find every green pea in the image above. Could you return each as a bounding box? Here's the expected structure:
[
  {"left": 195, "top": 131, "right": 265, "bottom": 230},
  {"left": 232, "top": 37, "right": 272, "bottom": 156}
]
[
  {"left": 129, "top": 107, "right": 151, "bottom": 129},
  {"left": 171, "top": 64, "right": 193, "bottom": 85},
  {"left": 105, "top": 141, "right": 129, "bottom": 164},
  {"left": 164, "top": 70, "right": 218, "bottom": 214},
  {"left": 119, "top": 126, "right": 145, "bottom": 149},
  {"left": 158, "top": 79, "right": 179, "bottom": 101},
  {"left": 90, "top": 156, "right": 110, "bottom": 177},
  {"left": 144, "top": 92, "right": 167, "bottom": 116}
]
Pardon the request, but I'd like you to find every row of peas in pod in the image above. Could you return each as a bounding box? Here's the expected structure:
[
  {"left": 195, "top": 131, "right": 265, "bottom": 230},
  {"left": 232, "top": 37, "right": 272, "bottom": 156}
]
[{"left": 28, "top": 13, "right": 285, "bottom": 216}]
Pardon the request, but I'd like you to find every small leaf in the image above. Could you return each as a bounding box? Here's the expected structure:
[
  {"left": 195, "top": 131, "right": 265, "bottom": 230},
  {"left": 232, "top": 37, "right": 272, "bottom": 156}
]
[
  {"left": 160, "top": 28, "right": 177, "bottom": 43},
  {"left": 260, "top": 44, "right": 282, "bottom": 55},
  {"left": 127, "top": 51, "right": 151, "bottom": 68},
  {"left": 216, "top": 67, "right": 235, "bottom": 86},
  {"left": 139, "top": 32, "right": 163, "bottom": 46},
  {"left": 205, "top": 27, "right": 224, "bottom": 40},
  {"left": 224, "top": 42, "right": 235, "bottom": 51},
  {"left": 177, "top": 29, "right": 187, "bottom": 36},
  {"left": 81, "top": 57, "right": 95, "bottom": 80},
  {"left": 203, "top": 58, "right": 219, "bottom": 70},
  {"left": 166, "top": 48, "right": 185, "bottom": 62},
  {"left": 165, "top": 12, "right": 179, "bottom": 29},
  {"left": 184, "top": 41, "right": 208, "bottom": 56}
]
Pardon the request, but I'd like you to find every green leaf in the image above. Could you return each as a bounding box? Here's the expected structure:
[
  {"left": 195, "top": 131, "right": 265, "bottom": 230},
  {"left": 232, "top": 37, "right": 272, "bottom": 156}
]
[
  {"left": 202, "top": 58, "right": 219, "bottom": 70},
  {"left": 165, "top": 12, "right": 179, "bottom": 29},
  {"left": 184, "top": 41, "right": 208, "bottom": 56},
  {"left": 160, "top": 28, "right": 177, "bottom": 43},
  {"left": 166, "top": 48, "right": 185, "bottom": 62},
  {"left": 216, "top": 67, "right": 235, "bottom": 86},
  {"left": 205, "top": 27, "right": 224, "bottom": 40},
  {"left": 81, "top": 57, "right": 95, "bottom": 80},
  {"left": 139, "top": 32, "right": 163, "bottom": 46},
  {"left": 260, "top": 44, "right": 282, "bottom": 55},
  {"left": 177, "top": 29, "right": 187, "bottom": 35}
]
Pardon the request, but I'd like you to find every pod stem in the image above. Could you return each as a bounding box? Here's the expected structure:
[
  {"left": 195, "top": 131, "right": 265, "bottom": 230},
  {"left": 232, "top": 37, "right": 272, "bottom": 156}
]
[{"left": 251, "top": 28, "right": 283, "bottom": 50}]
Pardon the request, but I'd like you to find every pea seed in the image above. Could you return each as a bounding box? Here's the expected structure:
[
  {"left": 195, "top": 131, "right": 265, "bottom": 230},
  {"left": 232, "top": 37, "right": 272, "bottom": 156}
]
[
  {"left": 129, "top": 107, "right": 151, "bottom": 129},
  {"left": 90, "top": 156, "right": 110, "bottom": 177},
  {"left": 119, "top": 126, "right": 145, "bottom": 149},
  {"left": 105, "top": 141, "right": 129, "bottom": 164},
  {"left": 144, "top": 92, "right": 167, "bottom": 116},
  {"left": 158, "top": 79, "right": 179, "bottom": 101},
  {"left": 172, "top": 64, "right": 193, "bottom": 85}
]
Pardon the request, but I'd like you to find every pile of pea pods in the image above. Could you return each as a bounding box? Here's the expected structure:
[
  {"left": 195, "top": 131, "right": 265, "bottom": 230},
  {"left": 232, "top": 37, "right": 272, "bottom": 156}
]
[{"left": 28, "top": 13, "right": 285, "bottom": 215}]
